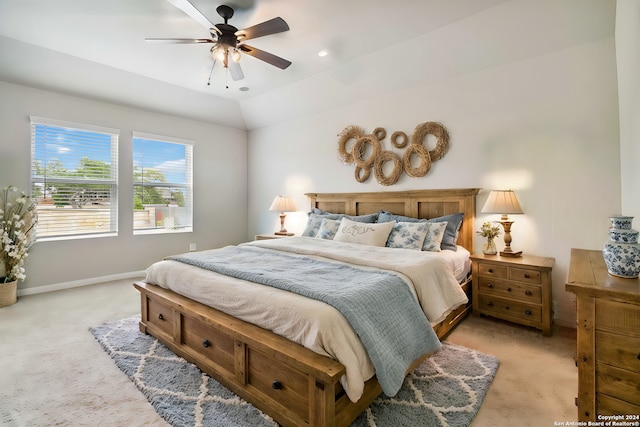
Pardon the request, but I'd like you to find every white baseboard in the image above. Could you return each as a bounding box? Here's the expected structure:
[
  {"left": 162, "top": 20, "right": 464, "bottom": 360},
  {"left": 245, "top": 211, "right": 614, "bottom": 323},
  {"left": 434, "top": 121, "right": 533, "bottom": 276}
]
[{"left": 17, "top": 271, "right": 146, "bottom": 296}]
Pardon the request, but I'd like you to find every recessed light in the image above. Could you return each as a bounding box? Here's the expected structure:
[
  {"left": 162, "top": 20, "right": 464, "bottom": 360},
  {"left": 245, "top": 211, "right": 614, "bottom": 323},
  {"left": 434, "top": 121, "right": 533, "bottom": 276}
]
[
  {"left": 318, "top": 49, "right": 329, "bottom": 57},
  {"left": 239, "top": 87, "right": 250, "bottom": 92}
]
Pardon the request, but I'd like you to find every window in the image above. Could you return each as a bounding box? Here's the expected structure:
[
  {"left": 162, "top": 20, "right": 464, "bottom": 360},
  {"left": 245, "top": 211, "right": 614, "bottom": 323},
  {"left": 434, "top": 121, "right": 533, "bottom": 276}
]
[
  {"left": 132, "top": 132, "right": 193, "bottom": 234},
  {"left": 30, "top": 117, "right": 119, "bottom": 240}
]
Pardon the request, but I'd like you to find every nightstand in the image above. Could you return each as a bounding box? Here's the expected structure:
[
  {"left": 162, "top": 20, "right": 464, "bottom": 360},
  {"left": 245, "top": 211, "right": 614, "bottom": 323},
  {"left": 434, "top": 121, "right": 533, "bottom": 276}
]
[
  {"left": 254, "top": 234, "right": 293, "bottom": 240},
  {"left": 471, "top": 253, "right": 555, "bottom": 336}
]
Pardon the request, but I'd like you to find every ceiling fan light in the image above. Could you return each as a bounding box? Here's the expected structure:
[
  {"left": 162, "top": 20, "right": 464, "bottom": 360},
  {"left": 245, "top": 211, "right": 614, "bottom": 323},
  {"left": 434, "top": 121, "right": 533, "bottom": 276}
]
[
  {"left": 232, "top": 49, "right": 241, "bottom": 63},
  {"left": 210, "top": 45, "right": 226, "bottom": 61}
]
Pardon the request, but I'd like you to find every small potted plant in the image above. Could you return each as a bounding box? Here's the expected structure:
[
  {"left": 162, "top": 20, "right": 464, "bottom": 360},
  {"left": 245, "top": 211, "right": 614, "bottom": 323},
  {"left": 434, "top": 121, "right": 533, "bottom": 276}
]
[
  {"left": 477, "top": 221, "right": 501, "bottom": 255},
  {"left": 0, "top": 186, "right": 37, "bottom": 307}
]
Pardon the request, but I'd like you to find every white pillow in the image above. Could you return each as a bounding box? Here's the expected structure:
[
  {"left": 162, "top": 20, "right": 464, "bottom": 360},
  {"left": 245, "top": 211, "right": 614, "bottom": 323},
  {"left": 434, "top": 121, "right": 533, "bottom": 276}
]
[
  {"left": 422, "top": 221, "right": 448, "bottom": 252},
  {"left": 315, "top": 218, "right": 341, "bottom": 240},
  {"left": 386, "top": 221, "right": 429, "bottom": 250},
  {"left": 333, "top": 217, "right": 394, "bottom": 247}
]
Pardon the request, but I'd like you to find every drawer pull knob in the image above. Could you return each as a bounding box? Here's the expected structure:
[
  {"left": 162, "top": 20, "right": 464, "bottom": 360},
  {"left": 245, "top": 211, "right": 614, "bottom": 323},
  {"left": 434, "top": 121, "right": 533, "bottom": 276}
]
[
  {"left": 525, "top": 309, "right": 532, "bottom": 315},
  {"left": 487, "top": 301, "right": 493, "bottom": 306},
  {"left": 158, "top": 313, "right": 164, "bottom": 321},
  {"left": 487, "top": 283, "right": 493, "bottom": 288},
  {"left": 637, "top": 354, "right": 640, "bottom": 360},
  {"left": 272, "top": 380, "right": 283, "bottom": 390},
  {"left": 507, "top": 287, "right": 512, "bottom": 292},
  {"left": 505, "top": 306, "right": 510, "bottom": 310},
  {"left": 524, "top": 273, "right": 530, "bottom": 278},
  {"left": 488, "top": 268, "right": 493, "bottom": 273},
  {"left": 202, "top": 339, "right": 211, "bottom": 348},
  {"left": 525, "top": 290, "right": 532, "bottom": 296}
]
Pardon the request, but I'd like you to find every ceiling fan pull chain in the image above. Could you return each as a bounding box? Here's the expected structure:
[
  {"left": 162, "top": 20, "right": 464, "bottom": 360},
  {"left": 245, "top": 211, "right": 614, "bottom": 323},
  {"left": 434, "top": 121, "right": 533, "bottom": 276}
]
[{"left": 207, "top": 59, "right": 217, "bottom": 86}]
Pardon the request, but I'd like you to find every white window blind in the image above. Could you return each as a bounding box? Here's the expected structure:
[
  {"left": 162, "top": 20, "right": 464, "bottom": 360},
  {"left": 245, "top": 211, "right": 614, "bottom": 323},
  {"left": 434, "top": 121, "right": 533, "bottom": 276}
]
[
  {"left": 132, "top": 132, "right": 193, "bottom": 234},
  {"left": 30, "top": 117, "right": 119, "bottom": 240}
]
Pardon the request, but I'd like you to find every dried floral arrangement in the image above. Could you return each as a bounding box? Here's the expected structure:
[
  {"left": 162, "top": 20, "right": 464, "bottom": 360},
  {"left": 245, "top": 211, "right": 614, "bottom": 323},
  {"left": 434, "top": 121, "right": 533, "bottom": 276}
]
[{"left": 1, "top": 186, "right": 37, "bottom": 283}]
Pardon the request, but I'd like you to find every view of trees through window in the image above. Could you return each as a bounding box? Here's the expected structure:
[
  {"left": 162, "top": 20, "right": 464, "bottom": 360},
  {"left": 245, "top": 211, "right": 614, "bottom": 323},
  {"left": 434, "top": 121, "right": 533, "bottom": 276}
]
[
  {"left": 30, "top": 118, "right": 118, "bottom": 239},
  {"left": 132, "top": 134, "right": 193, "bottom": 233},
  {"left": 33, "top": 157, "right": 113, "bottom": 208}
]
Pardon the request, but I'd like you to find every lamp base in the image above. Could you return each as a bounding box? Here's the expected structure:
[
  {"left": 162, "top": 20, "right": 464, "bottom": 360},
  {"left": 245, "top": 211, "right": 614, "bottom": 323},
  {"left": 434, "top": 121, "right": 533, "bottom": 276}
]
[
  {"left": 274, "top": 231, "right": 294, "bottom": 236},
  {"left": 500, "top": 250, "right": 523, "bottom": 257}
]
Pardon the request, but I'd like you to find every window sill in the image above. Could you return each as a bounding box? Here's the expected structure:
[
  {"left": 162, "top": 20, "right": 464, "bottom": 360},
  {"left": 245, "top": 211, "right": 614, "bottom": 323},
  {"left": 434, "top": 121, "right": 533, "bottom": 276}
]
[{"left": 134, "top": 227, "right": 193, "bottom": 236}]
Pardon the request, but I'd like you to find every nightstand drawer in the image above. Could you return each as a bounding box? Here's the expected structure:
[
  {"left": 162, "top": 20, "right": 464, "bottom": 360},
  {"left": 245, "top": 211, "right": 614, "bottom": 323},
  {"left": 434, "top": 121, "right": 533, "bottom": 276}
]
[
  {"left": 478, "top": 263, "right": 507, "bottom": 279},
  {"left": 478, "top": 295, "right": 542, "bottom": 323},
  {"left": 509, "top": 267, "right": 541, "bottom": 284},
  {"left": 478, "top": 277, "right": 541, "bottom": 304}
]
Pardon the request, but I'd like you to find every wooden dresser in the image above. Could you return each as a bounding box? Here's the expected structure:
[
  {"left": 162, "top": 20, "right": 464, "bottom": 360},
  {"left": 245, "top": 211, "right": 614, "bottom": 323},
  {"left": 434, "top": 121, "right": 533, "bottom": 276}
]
[
  {"left": 566, "top": 248, "right": 640, "bottom": 420},
  {"left": 471, "top": 253, "right": 554, "bottom": 336}
]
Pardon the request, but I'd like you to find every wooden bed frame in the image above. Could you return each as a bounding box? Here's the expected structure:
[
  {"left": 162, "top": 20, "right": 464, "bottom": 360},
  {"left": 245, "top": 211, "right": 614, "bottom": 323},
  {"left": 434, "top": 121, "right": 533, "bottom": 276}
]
[{"left": 135, "top": 188, "right": 479, "bottom": 427}]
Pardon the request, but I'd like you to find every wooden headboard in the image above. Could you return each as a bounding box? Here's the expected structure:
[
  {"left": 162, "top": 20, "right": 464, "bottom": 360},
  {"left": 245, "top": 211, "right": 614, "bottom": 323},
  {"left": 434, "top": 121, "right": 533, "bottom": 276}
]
[{"left": 305, "top": 188, "right": 480, "bottom": 253}]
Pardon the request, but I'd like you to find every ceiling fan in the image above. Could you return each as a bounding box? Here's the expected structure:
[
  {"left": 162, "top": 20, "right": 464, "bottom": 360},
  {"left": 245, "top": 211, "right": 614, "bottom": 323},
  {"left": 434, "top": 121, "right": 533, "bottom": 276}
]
[{"left": 146, "top": 1, "right": 291, "bottom": 83}]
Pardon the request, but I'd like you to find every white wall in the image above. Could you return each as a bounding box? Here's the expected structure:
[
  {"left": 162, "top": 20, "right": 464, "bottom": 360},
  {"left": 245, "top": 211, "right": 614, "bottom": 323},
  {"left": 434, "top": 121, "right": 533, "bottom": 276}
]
[
  {"left": 0, "top": 81, "right": 248, "bottom": 292},
  {"left": 247, "top": 2, "right": 620, "bottom": 327},
  {"left": 617, "top": 0, "right": 640, "bottom": 219}
]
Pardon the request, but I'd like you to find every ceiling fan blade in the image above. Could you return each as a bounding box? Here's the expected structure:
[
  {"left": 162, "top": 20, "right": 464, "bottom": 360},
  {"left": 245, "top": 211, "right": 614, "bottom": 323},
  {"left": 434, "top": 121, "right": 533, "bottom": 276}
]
[
  {"left": 228, "top": 60, "right": 245, "bottom": 81},
  {"left": 166, "top": 0, "right": 215, "bottom": 30},
  {"left": 236, "top": 17, "right": 289, "bottom": 41},
  {"left": 145, "top": 38, "right": 214, "bottom": 44},
  {"left": 239, "top": 44, "right": 291, "bottom": 69}
]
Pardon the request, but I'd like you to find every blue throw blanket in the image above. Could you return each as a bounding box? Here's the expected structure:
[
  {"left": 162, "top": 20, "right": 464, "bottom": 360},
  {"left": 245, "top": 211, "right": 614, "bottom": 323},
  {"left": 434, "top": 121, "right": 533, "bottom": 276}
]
[{"left": 168, "top": 245, "right": 441, "bottom": 396}]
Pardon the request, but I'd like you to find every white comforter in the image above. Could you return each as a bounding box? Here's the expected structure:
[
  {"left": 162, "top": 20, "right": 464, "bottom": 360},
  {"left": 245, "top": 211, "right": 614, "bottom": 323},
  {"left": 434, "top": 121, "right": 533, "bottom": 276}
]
[{"left": 143, "top": 237, "right": 468, "bottom": 402}]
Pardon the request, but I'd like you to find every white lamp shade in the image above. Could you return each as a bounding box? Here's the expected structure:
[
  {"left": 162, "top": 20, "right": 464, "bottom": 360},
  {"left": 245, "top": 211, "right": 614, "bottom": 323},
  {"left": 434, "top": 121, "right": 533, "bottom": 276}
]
[
  {"left": 269, "top": 196, "right": 296, "bottom": 212},
  {"left": 481, "top": 190, "right": 524, "bottom": 215}
]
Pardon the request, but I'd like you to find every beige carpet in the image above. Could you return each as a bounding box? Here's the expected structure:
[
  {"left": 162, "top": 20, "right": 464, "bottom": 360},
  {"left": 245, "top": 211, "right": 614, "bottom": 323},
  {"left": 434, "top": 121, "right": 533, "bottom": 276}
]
[{"left": 0, "top": 279, "right": 578, "bottom": 426}]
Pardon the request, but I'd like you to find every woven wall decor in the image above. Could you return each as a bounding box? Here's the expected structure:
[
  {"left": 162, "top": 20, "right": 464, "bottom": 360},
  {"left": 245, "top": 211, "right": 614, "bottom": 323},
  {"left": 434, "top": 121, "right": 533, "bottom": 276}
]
[{"left": 337, "top": 122, "right": 450, "bottom": 186}]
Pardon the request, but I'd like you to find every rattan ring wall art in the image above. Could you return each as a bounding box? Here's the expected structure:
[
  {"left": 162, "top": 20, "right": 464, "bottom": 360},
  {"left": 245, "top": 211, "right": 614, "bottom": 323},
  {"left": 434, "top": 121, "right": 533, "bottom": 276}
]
[{"left": 336, "top": 122, "right": 450, "bottom": 186}]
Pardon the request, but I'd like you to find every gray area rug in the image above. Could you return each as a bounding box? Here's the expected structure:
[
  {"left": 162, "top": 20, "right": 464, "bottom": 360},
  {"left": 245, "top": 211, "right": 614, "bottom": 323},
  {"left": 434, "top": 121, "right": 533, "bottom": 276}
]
[{"left": 90, "top": 317, "right": 499, "bottom": 427}]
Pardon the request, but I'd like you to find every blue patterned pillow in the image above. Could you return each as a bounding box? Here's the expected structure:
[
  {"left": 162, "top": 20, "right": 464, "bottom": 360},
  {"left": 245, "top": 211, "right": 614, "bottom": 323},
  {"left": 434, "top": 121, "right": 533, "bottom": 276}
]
[
  {"left": 315, "top": 218, "right": 341, "bottom": 240},
  {"left": 377, "top": 211, "right": 464, "bottom": 251},
  {"left": 386, "top": 222, "right": 429, "bottom": 250},
  {"left": 422, "top": 221, "right": 448, "bottom": 252}
]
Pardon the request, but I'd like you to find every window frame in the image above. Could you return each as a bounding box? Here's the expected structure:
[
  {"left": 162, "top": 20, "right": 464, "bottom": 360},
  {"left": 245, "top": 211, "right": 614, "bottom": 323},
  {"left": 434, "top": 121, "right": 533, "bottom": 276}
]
[
  {"left": 132, "top": 131, "right": 194, "bottom": 235},
  {"left": 30, "top": 116, "right": 119, "bottom": 241}
]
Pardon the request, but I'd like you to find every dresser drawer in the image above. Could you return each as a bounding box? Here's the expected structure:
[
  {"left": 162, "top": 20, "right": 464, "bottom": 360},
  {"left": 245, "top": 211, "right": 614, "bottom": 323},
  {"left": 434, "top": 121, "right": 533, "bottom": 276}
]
[
  {"left": 181, "top": 315, "right": 236, "bottom": 376},
  {"left": 509, "top": 267, "right": 541, "bottom": 284},
  {"left": 146, "top": 296, "right": 175, "bottom": 337},
  {"left": 478, "top": 295, "right": 542, "bottom": 323},
  {"left": 247, "top": 346, "right": 310, "bottom": 422},
  {"left": 478, "top": 263, "right": 507, "bottom": 279},
  {"left": 595, "top": 330, "right": 640, "bottom": 373},
  {"left": 596, "top": 363, "right": 640, "bottom": 406},
  {"left": 596, "top": 299, "right": 640, "bottom": 338},
  {"left": 477, "top": 277, "right": 541, "bottom": 304},
  {"left": 597, "top": 392, "right": 640, "bottom": 417}
]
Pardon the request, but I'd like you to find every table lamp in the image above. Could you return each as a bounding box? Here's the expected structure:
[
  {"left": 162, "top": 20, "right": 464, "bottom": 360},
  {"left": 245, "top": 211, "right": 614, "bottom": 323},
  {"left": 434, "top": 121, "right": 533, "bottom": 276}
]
[
  {"left": 269, "top": 196, "right": 296, "bottom": 236},
  {"left": 481, "top": 190, "right": 524, "bottom": 257}
]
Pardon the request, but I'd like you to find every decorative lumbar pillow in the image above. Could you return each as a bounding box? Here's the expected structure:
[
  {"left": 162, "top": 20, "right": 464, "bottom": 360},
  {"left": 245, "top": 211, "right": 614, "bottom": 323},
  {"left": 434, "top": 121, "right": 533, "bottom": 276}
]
[
  {"left": 333, "top": 217, "right": 394, "bottom": 247},
  {"left": 302, "top": 212, "right": 379, "bottom": 237},
  {"left": 421, "top": 221, "right": 448, "bottom": 252},
  {"left": 315, "top": 218, "right": 341, "bottom": 240},
  {"left": 386, "top": 222, "right": 429, "bottom": 250}
]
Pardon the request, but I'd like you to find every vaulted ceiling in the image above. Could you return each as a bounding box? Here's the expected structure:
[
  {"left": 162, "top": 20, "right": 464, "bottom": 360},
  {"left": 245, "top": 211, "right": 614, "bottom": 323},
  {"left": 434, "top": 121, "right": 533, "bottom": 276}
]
[{"left": 0, "top": 0, "right": 614, "bottom": 130}]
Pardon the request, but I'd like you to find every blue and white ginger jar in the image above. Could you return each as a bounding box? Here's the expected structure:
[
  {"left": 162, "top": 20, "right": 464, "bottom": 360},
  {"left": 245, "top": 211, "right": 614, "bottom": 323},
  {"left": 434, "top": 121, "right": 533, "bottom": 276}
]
[{"left": 602, "top": 216, "right": 640, "bottom": 278}]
